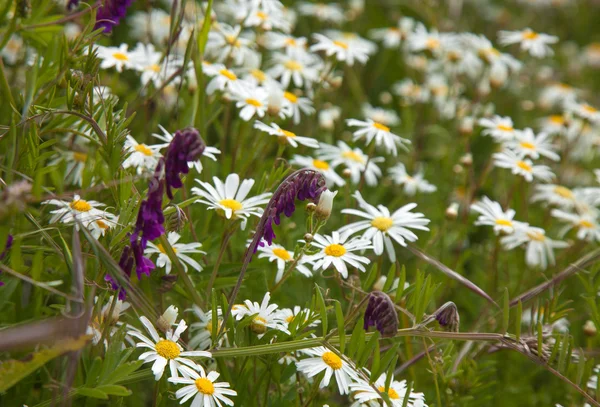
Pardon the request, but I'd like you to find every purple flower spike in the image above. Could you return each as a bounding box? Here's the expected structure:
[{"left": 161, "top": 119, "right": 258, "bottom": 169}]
[
  {"left": 133, "top": 161, "right": 165, "bottom": 249},
  {"left": 165, "top": 127, "right": 205, "bottom": 199},
  {"left": 364, "top": 291, "right": 398, "bottom": 336},
  {"left": 131, "top": 238, "right": 155, "bottom": 279},
  {"left": 94, "top": 0, "right": 134, "bottom": 33},
  {"left": 105, "top": 245, "right": 134, "bottom": 300}
]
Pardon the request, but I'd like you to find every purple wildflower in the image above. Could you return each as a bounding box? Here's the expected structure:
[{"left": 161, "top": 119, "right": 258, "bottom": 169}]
[
  {"left": 105, "top": 245, "right": 134, "bottom": 300},
  {"left": 165, "top": 127, "right": 205, "bottom": 199},
  {"left": 94, "top": 0, "right": 134, "bottom": 33},
  {"left": 364, "top": 291, "right": 398, "bottom": 336},
  {"left": 0, "top": 234, "right": 13, "bottom": 260},
  {"left": 131, "top": 238, "right": 155, "bottom": 279},
  {"left": 133, "top": 161, "right": 165, "bottom": 249}
]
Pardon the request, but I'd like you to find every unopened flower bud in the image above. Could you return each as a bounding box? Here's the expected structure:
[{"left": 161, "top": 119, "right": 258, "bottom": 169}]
[
  {"left": 445, "top": 202, "right": 459, "bottom": 220},
  {"left": 434, "top": 302, "right": 460, "bottom": 332},
  {"left": 330, "top": 76, "right": 343, "bottom": 88},
  {"left": 584, "top": 320, "right": 597, "bottom": 337},
  {"left": 459, "top": 153, "right": 473, "bottom": 166},
  {"left": 459, "top": 116, "right": 474, "bottom": 135},
  {"left": 157, "top": 305, "right": 179, "bottom": 332},
  {"left": 306, "top": 202, "right": 317, "bottom": 213},
  {"left": 342, "top": 168, "right": 353, "bottom": 178},
  {"left": 315, "top": 190, "right": 338, "bottom": 221},
  {"left": 303, "top": 233, "right": 314, "bottom": 242},
  {"left": 453, "top": 164, "right": 463, "bottom": 174},
  {"left": 364, "top": 291, "right": 398, "bottom": 336},
  {"left": 379, "top": 91, "right": 393, "bottom": 105}
]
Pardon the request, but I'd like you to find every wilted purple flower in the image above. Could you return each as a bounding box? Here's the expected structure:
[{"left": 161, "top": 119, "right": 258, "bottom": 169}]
[
  {"left": 364, "top": 291, "right": 398, "bottom": 336},
  {"left": 164, "top": 127, "right": 205, "bottom": 199},
  {"left": 433, "top": 301, "right": 460, "bottom": 332},
  {"left": 105, "top": 245, "right": 134, "bottom": 300},
  {"left": 133, "top": 161, "right": 165, "bottom": 249},
  {"left": 258, "top": 169, "right": 327, "bottom": 247},
  {"left": 94, "top": 0, "right": 134, "bottom": 33}
]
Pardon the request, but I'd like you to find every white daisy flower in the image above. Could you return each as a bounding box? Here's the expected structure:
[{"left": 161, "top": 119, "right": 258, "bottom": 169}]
[
  {"left": 318, "top": 106, "right": 342, "bottom": 130},
  {"left": 267, "top": 52, "right": 320, "bottom": 89},
  {"left": 232, "top": 85, "right": 268, "bottom": 121},
  {"left": 231, "top": 292, "right": 289, "bottom": 336},
  {"left": 205, "top": 23, "right": 255, "bottom": 66},
  {"left": 152, "top": 125, "right": 221, "bottom": 173},
  {"left": 349, "top": 373, "right": 428, "bottom": 407},
  {"left": 323, "top": 30, "right": 377, "bottom": 56},
  {"left": 493, "top": 150, "right": 555, "bottom": 182},
  {"left": 96, "top": 44, "right": 136, "bottom": 72},
  {"left": 521, "top": 307, "right": 570, "bottom": 333},
  {"left": 254, "top": 121, "right": 320, "bottom": 149},
  {"left": 263, "top": 32, "right": 309, "bottom": 57},
  {"left": 308, "top": 229, "right": 372, "bottom": 278},
  {"left": 192, "top": 173, "right": 272, "bottom": 230},
  {"left": 498, "top": 28, "right": 558, "bottom": 58},
  {"left": 203, "top": 63, "right": 249, "bottom": 95},
  {"left": 538, "top": 83, "right": 578, "bottom": 108},
  {"left": 310, "top": 33, "right": 370, "bottom": 66},
  {"left": 168, "top": 365, "right": 237, "bottom": 406},
  {"left": 127, "top": 317, "right": 211, "bottom": 381},
  {"left": 407, "top": 24, "right": 443, "bottom": 54},
  {"left": 470, "top": 196, "right": 520, "bottom": 235},
  {"left": 130, "top": 43, "right": 182, "bottom": 88},
  {"left": 339, "top": 191, "right": 430, "bottom": 262},
  {"left": 122, "top": 135, "right": 161, "bottom": 174},
  {"left": 277, "top": 306, "right": 320, "bottom": 329},
  {"left": 255, "top": 241, "right": 313, "bottom": 282},
  {"left": 566, "top": 101, "right": 600, "bottom": 124},
  {"left": 290, "top": 155, "right": 345, "bottom": 187},
  {"left": 362, "top": 104, "right": 400, "bottom": 127},
  {"left": 42, "top": 194, "right": 118, "bottom": 236},
  {"left": 297, "top": 3, "right": 345, "bottom": 23},
  {"left": 49, "top": 149, "right": 89, "bottom": 187},
  {"left": 282, "top": 90, "right": 315, "bottom": 125},
  {"left": 551, "top": 209, "right": 600, "bottom": 242},
  {"left": 501, "top": 224, "right": 568, "bottom": 269},
  {"left": 538, "top": 115, "right": 567, "bottom": 135},
  {"left": 295, "top": 346, "right": 359, "bottom": 395},
  {"left": 369, "top": 17, "right": 416, "bottom": 49},
  {"left": 388, "top": 163, "right": 437, "bottom": 196},
  {"left": 393, "top": 79, "right": 430, "bottom": 104},
  {"left": 188, "top": 306, "right": 226, "bottom": 350},
  {"left": 346, "top": 118, "right": 410, "bottom": 156},
  {"left": 503, "top": 128, "right": 560, "bottom": 161},
  {"left": 244, "top": 7, "right": 291, "bottom": 32},
  {"left": 478, "top": 115, "right": 517, "bottom": 141},
  {"left": 88, "top": 296, "right": 131, "bottom": 346},
  {"left": 144, "top": 232, "right": 205, "bottom": 274},
  {"left": 316, "top": 141, "right": 383, "bottom": 186},
  {"left": 530, "top": 184, "right": 580, "bottom": 210},
  {"left": 1, "top": 35, "right": 23, "bottom": 65}
]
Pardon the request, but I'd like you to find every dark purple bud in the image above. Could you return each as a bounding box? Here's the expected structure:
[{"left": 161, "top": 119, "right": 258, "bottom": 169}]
[
  {"left": 94, "top": 0, "right": 134, "bottom": 33},
  {"left": 165, "top": 127, "right": 205, "bottom": 199},
  {"left": 364, "top": 291, "right": 398, "bottom": 336},
  {"left": 131, "top": 237, "right": 155, "bottom": 280},
  {"left": 434, "top": 302, "right": 460, "bottom": 332},
  {"left": 0, "top": 234, "right": 13, "bottom": 261}
]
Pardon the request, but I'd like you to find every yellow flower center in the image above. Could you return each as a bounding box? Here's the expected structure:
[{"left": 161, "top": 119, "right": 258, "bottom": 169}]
[
  {"left": 155, "top": 339, "right": 181, "bottom": 359},
  {"left": 579, "top": 220, "right": 594, "bottom": 228},
  {"left": 324, "top": 243, "right": 346, "bottom": 257},
  {"left": 245, "top": 98, "right": 263, "bottom": 107},
  {"left": 225, "top": 35, "right": 241, "bottom": 47},
  {"left": 272, "top": 248, "right": 291, "bottom": 261},
  {"left": 149, "top": 64, "right": 161, "bottom": 73},
  {"left": 73, "top": 152, "right": 88, "bottom": 162},
  {"left": 371, "top": 217, "right": 394, "bottom": 232},
  {"left": 321, "top": 351, "right": 342, "bottom": 370},
  {"left": 527, "top": 231, "right": 546, "bottom": 241},
  {"left": 134, "top": 144, "right": 153, "bottom": 156},
  {"left": 279, "top": 129, "right": 296, "bottom": 138},
  {"left": 519, "top": 141, "right": 536, "bottom": 150},
  {"left": 497, "top": 124, "right": 514, "bottom": 132},
  {"left": 219, "top": 199, "right": 243, "bottom": 211},
  {"left": 283, "top": 91, "right": 298, "bottom": 103},
  {"left": 251, "top": 316, "right": 267, "bottom": 334},
  {"left": 112, "top": 52, "right": 129, "bottom": 61},
  {"left": 284, "top": 60, "right": 302, "bottom": 71},
  {"left": 495, "top": 219, "right": 513, "bottom": 227},
  {"left": 285, "top": 38, "right": 297, "bottom": 46},
  {"left": 205, "top": 319, "right": 222, "bottom": 334},
  {"left": 582, "top": 104, "right": 598, "bottom": 114},
  {"left": 516, "top": 161, "right": 532, "bottom": 172},
  {"left": 70, "top": 199, "right": 92, "bottom": 212},
  {"left": 426, "top": 38, "right": 440, "bottom": 50},
  {"left": 522, "top": 31, "right": 539, "bottom": 40},
  {"left": 378, "top": 386, "right": 400, "bottom": 400},
  {"left": 219, "top": 69, "right": 237, "bottom": 81},
  {"left": 342, "top": 150, "right": 364, "bottom": 163},
  {"left": 251, "top": 69, "right": 267, "bottom": 82},
  {"left": 157, "top": 243, "right": 177, "bottom": 254},
  {"left": 195, "top": 378, "right": 215, "bottom": 395},
  {"left": 333, "top": 40, "right": 348, "bottom": 49},
  {"left": 549, "top": 115, "right": 565, "bottom": 125},
  {"left": 96, "top": 220, "right": 109, "bottom": 230},
  {"left": 372, "top": 122, "right": 390, "bottom": 132},
  {"left": 312, "top": 159, "right": 330, "bottom": 170},
  {"left": 256, "top": 11, "right": 268, "bottom": 19},
  {"left": 554, "top": 186, "right": 574, "bottom": 199},
  {"left": 286, "top": 315, "right": 294, "bottom": 323}
]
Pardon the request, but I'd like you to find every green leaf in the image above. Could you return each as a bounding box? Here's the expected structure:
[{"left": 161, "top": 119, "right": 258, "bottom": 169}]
[
  {"left": 96, "top": 385, "right": 133, "bottom": 397},
  {"left": 348, "top": 318, "right": 365, "bottom": 360},
  {"left": 502, "top": 288, "right": 509, "bottom": 335},
  {"left": 382, "top": 264, "right": 396, "bottom": 292},
  {"left": 395, "top": 265, "right": 406, "bottom": 301},
  {"left": 364, "top": 263, "right": 379, "bottom": 290},
  {"left": 334, "top": 301, "right": 345, "bottom": 353},
  {"left": 315, "top": 284, "right": 328, "bottom": 335},
  {"left": 197, "top": 0, "right": 213, "bottom": 55},
  {"left": 76, "top": 387, "right": 109, "bottom": 400}
]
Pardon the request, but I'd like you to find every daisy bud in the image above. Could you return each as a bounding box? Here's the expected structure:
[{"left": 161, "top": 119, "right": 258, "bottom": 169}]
[
  {"left": 306, "top": 202, "right": 317, "bottom": 213},
  {"left": 459, "top": 116, "right": 474, "bottom": 135},
  {"left": 157, "top": 305, "right": 179, "bottom": 332},
  {"left": 315, "top": 190, "right": 338, "bottom": 221},
  {"left": 584, "top": 320, "right": 597, "bottom": 337},
  {"left": 330, "top": 76, "right": 343, "bottom": 88},
  {"left": 521, "top": 100, "right": 535, "bottom": 111},
  {"left": 379, "top": 91, "right": 393, "bottom": 105},
  {"left": 433, "top": 302, "right": 460, "bottom": 332},
  {"left": 342, "top": 168, "right": 353, "bottom": 178},
  {"left": 445, "top": 203, "right": 459, "bottom": 220},
  {"left": 452, "top": 164, "right": 463, "bottom": 174},
  {"left": 459, "top": 153, "right": 473, "bottom": 166},
  {"left": 364, "top": 291, "right": 398, "bottom": 336},
  {"left": 303, "top": 233, "right": 314, "bottom": 242},
  {"left": 373, "top": 276, "right": 387, "bottom": 292}
]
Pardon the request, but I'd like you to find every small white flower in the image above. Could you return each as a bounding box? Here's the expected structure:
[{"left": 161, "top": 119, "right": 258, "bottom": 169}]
[
  {"left": 297, "top": 3, "right": 345, "bottom": 23},
  {"left": 188, "top": 306, "right": 226, "bottom": 350},
  {"left": 281, "top": 90, "right": 315, "bottom": 125},
  {"left": 290, "top": 155, "right": 345, "bottom": 187},
  {"left": 362, "top": 104, "right": 400, "bottom": 127},
  {"left": 315, "top": 190, "right": 338, "bottom": 220},
  {"left": 192, "top": 173, "right": 272, "bottom": 230},
  {"left": 498, "top": 28, "right": 558, "bottom": 58},
  {"left": 316, "top": 141, "right": 383, "bottom": 186},
  {"left": 407, "top": 24, "right": 444, "bottom": 54},
  {"left": 566, "top": 100, "right": 600, "bottom": 124},
  {"left": 231, "top": 292, "right": 289, "bottom": 336},
  {"left": 122, "top": 136, "right": 161, "bottom": 174},
  {"left": 340, "top": 191, "right": 430, "bottom": 262},
  {"left": 310, "top": 33, "right": 370, "bottom": 66},
  {"left": 501, "top": 224, "right": 568, "bottom": 269},
  {"left": 493, "top": 149, "right": 555, "bottom": 182},
  {"left": 388, "top": 163, "right": 437, "bottom": 195},
  {"left": 205, "top": 23, "right": 255, "bottom": 66},
  {"left": 203, "top": 63, "right": 249, "bottom": 95},
  {"left": 168, "top": 365, "right": 237, "bottom": 406},
  {"left": 349, "top": 373, "right": 428, "bottom": 407},
  {"left": 267, "top": 52, "right": 320, "bottom": 89},
  {"left": 254, "top": 121, "right": 319, "bottom": 148},
  {"left": 145, "top": 232, "right": 205, "bottom": 274},
  {"left": 295, "top": 346, "right": 359, "bottom": 395},
  {"left": 308, "top": 229, "right": 372, "bottom": 278},
  {"left": 42, "top": 195, "right": 118, "bottom": 237},
  {"left": 470, "top": 196, "right": 521, "bottom": 235},
  {"left": 551, "top": 209, "right": 600, "bottom": 242},
  {"left": 232, "top": 85, "right": 268, "bottom": 121},
  {"left": 255, "top": 241, "right": 313, "bottom": 282},
  {"left": 503, "top": 128, "right": 560, "bottom": 161},
  {"left": 277, "top": 306, "right": 320, "bottom": 330},
  {"left": 128, "top": 317, "right": 211, "bottom": 381},
  {"left": 478, "top": 115, "right": 517, "bottom": 141},
  {"left": 346, "top": 118, "right": 410, "bottom": 156},
  {"left": 96, "top": 44, "right": 135, "bottom": 72}
]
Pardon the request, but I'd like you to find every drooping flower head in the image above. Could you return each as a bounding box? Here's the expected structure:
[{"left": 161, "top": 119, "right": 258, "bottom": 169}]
[
  {"left": 132, "top": 161, "right": 165, "bottom": 249},
  {"left": 363, "top": 291, "right": 398, "bottom": 336},
  {"left": 164, "top": 127, "right": 205, "bottom": 199},
  {"left": 95, "top": 0, "right": 134, "bottom": 33}
]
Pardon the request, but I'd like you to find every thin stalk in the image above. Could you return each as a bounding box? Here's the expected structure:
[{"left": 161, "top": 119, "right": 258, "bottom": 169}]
[{"left": 206, "top": 224, "right": 236, "bottom": 296}]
